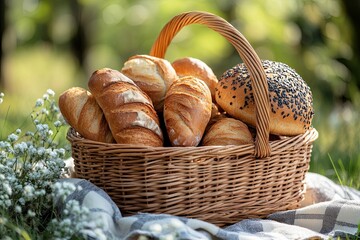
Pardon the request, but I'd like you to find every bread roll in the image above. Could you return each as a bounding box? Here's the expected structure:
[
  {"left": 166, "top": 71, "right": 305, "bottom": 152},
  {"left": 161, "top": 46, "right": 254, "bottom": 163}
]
[
  {"left": 164, "top": 76, "right": 212, "bottom": 147},
  {"left": 205, "top": 103, "right": 227, "bottom": 133},
  {"left": 58, "top": 87, "right": 114, "bottom": 143},
  {"left": 215, "top": 60, "right": 314, "bottom": 136},
  {"left": 172, "top": 57, "right": 218, "bottom": 100},
  {"left": 88, "top": 68, "right": 163, "bottom": 147},
  {"left": 121, "top": 54, "right": 178, "bottom": 112},
  {"left": 202, "top": 117, "right": 253, "bottom": 146}
]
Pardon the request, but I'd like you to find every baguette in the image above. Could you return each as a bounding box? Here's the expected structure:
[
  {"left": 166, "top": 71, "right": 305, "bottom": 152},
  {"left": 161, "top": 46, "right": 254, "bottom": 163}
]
[
  {"left": 88, "top": 68, "right": 163, "bottom": 147},
  {"left": 163, "top": 76, "right": 212, "bottom": 147},
  {"left": 121, "top": 54, "right": 178, "bottom": 112},
  {"left": 58, "top": 87, "right": 114, "bottom": 143}
]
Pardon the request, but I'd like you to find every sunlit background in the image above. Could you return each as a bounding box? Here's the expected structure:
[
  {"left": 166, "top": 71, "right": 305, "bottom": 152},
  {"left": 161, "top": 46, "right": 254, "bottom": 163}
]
[{"left": 1, "top": 0, "right": 359, "bottom": 186}]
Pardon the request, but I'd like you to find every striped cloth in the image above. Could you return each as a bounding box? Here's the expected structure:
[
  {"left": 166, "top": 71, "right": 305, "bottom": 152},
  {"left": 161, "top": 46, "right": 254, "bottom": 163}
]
[{"left": 57, "top": 172, "right": 360, "bottom": 240}]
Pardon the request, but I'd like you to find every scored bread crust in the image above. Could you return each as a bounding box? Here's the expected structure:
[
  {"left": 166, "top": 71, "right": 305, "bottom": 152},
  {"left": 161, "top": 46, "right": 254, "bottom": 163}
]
[
  {"left": 58, "top": 87, "right": 114, "bottom": 143},
  {"left": 164, "top": 76, "right": 212, "bottom": 147},
  {"left": 202, "top": 117, "right": 254, "bottom": 146},
  {"left": 121, "top": 54, "right": 178, "bottom": 112},
  {"left": 172, "top": 57, "right": 218, "bottom": 100},
  {"left": 88, "top": 68, "right": 164, "bottom": 147},
  {"left": 215, "top": 60, "right": 314, "bottom": 136}
]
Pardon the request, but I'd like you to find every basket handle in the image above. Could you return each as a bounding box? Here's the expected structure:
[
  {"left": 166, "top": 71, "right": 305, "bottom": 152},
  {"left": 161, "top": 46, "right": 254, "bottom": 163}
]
[{"left": 150, "top": 11, "right": 270, "bottom": 158}]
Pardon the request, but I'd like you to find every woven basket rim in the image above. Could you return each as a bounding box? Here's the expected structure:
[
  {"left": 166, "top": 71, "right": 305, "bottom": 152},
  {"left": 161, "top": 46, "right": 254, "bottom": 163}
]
[{"left": 67, "top": 127, "right": 318, "bottom": 154}]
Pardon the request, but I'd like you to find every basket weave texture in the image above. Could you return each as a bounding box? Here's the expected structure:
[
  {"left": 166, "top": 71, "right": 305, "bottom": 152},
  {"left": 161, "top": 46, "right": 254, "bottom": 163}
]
[{"left": 67, "top": 11, "right": 318, "bottom": 227}]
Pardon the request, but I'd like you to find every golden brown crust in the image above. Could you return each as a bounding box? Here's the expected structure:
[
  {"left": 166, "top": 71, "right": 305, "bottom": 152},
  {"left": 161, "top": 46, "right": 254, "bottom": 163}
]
[
  {"left": 115, "top": 127, "right": 163, "bottom": 147},
  {"left": 58, "top": 87, "right": 114, "bottom": 143},
  {"left": 164, "top": 76, "right": 212, "bottom": 147},
  {"left": 88, "top": 68, "right": 163, "bottom": 147},
  {"left": 202, "top": 117, "right": 254, "bottom": 146},
  {"left": 172, "top": 57, "right": 218, "bottom": 100},
  {"left": 121, "top": 54, "right": 178, "bottom": 112},
  {"left": 215, "top": 60, "right": 314, "bottom": 136}
]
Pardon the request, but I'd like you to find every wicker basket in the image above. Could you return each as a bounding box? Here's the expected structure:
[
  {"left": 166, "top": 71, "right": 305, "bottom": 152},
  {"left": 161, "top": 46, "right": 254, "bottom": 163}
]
[{"left": 67, "top": 11, "right": 318, "bottom": 227}]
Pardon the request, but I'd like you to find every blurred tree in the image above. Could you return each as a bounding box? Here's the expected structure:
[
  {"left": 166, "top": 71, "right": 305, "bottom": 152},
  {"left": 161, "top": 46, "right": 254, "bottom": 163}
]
[
  {"left": 340, "top": 0, "right": 360, "bottom": 102},
  {"left": 69, "top": 0, "right": 87, "bottom": 68},
  {"left": 0, "top": 0, "right": 5, "bottom": 89}
]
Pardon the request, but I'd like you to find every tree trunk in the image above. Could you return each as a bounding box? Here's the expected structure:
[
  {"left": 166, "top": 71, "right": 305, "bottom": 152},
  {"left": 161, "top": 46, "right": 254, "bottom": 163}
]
[
  {"left": 0, "top": 0, "right": 5, "bottom": 90},
  {"left": 70, "top": 0, "right": 86, "bottom": 68}
]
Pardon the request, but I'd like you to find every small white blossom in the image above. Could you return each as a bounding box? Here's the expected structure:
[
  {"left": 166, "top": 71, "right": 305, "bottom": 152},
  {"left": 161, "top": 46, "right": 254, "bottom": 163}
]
[
  {"left": 7, "top": 133, "right": 18, "bottom": 142},
  {"left": 43, "top": 93, "right": 49, "bottom": 100},
  {"left": 14, "top": 142, "right": 28, "bottom": 154},
  {"left": 24, "top": 185, "right": 35, "bottom": 199},
  {"left": 2, "top": 182, "right": 12, "bottom": 195},
  {"left": 35, "top": 98, "right": 44, "bottom": 107},
  {"left": 41, "top": 108, "right": 49, "bottom": 115},
  {"left": 54, "top": 120, "right": 62, "bottom": 127},
  {"left": 15, "top": 205, "right": 22, "bottom": 213},
  {"left": 46, "top": 89, "right": 55, "bottom": 96},
  {"left": 27, "top": 209, "right": 36, "bottom": 217}
]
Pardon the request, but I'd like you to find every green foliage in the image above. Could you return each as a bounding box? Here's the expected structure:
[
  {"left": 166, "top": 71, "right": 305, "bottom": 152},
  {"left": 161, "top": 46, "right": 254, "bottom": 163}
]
[
  {"left": 2, "top": 0, "right": 359, "bottom": 186},
  {"left": 0, "top": 91, "right": 106, "bottom": 239}
]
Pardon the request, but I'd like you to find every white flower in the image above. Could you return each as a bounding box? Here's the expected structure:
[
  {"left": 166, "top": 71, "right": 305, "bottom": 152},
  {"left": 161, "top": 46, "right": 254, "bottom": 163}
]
[
  {"left": 24, "top": 185, "right": 35, "bottom": 199},
  {"left": 41, "top": 108, "right": 49, "bottom": 115},
  {"left": 46, "top": 89, "right": 55, "bottom": 96},
  {"left": 7, "top": 133, "right": 18, "bottom": 142},
  {"left": 54, "top": 120, "right": 62, "bottom": 127},
  {"left": 15, "top": 205, "right": 22, "bottom": 213},
  {"left": 14, "top": 142, "right": 28, "bottom": 154},
  {"left": 35, "top": 98, "right": 44, "bottom": 107},
  {"left": 27, "top": 209, "right": 36, "bottom": 217},
  {"left": 2, "top": 182, "right": 12, "bottom": 195},
  {"left": 43, "top": 93, "right": 49, "bottom": 100}
]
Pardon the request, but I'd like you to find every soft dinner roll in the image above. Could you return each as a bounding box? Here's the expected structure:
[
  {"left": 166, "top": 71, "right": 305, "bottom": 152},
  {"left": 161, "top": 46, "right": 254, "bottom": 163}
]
[
  {"left": 215, "top": 60, "right": 314, "bottom": 136},
  {"left": 164, "top": 76, "right": 212, "bottom": 147},
  {"left": 172, "top": 57, "right": 218, "bottom": 100},
  {"left": 202, "top": 117, "right": 253, "bottom": 146},
  {"left": 121, "top": 54, "right": 178, "bottom": 112}
]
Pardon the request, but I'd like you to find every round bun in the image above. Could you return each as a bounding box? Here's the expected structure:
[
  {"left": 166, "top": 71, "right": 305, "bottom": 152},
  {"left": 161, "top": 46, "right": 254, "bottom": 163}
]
[
  {"left": 172, "top": 57, "right": 218, "bottom": 100},
  {"left": 215, "top": 60, "right": 314, "bottom": 136},
  {"left": 202, "top": 117, "right": 253, "bottom": 146},
  {"left": 121, "top": 54, "right": 178, "bottom": 112}
]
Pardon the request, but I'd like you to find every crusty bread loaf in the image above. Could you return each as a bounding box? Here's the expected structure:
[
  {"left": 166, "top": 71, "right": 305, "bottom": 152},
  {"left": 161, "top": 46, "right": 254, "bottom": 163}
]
[
  {"left": 121, "top": 54, "right": 178, "bottom": 112},
  {"left": 172, "top": 57, "right": 218, "bottom": 100},
  {"left": 202, "top": 117, "right": 253, "bottom": 146},
  {"left": 58, "top": 87, "right": 114, "bottom": 143},
  {"left": 88, "top": 68, "right": 163, "bottom": 147},
  {"left": 164, "top": 76, "right": 212, "bottom": 147},
  {"left": 205, "top": 103, "right": 227, "bottom": 133},
  {"left": 215, "top": 60, "right": 314, "bottom": 136}
]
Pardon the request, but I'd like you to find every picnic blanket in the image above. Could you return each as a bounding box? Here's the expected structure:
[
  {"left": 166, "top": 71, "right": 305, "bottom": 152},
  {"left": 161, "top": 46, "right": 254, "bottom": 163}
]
[{"left": 60, "top": 160, "right": 360, "bottom": 239}]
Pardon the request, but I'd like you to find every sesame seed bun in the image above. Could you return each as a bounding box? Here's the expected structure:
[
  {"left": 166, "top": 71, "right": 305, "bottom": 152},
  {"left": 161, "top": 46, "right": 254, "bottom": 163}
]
[{"left": 215, "top": 60, "right": 314, "bottom": 136}]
